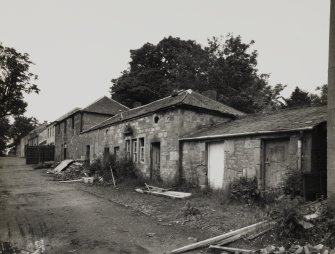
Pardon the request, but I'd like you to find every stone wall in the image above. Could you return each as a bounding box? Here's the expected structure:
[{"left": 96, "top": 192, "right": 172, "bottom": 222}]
[
  {"left": 54, "top": 112, "right": 112, "bottom": 162},
  {"left": 181, "top": 133, "right": 312, "bottom": 189},
  {"left": 80, "top": 107, "right": 230, "bottom": 184}
]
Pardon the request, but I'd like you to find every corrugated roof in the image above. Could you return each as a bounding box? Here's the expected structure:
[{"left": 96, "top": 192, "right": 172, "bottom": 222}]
[
  {"left": 181, "top": 106, "right": 327, "bottom": 140},
  {"left": 83, "top": 89, "right": 245, "bottom": 133}
]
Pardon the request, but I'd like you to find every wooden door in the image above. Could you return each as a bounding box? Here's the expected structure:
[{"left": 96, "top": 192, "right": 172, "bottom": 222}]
[
  {"left": 264, "top": 139, "right": 289, "bottom": 188},
  {"left": 208, "top": 142, "right": 225, "bottom": 189},
  {"left": 151, "top": 143, "right": 160, "bottom": 180}
]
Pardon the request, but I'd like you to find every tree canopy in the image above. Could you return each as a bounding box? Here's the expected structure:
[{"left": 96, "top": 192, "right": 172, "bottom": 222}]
[
  {"left": 0, "top": 43, "right": 39, "bottom": 119},
  {"left": 9, "top": 116, "right": 38, "bottom": 146},
  {"left": 110, "top": 35, "right": 285, "bottom": 113},
  {"left": 284, "top": 85, "right": 327, "bottom": 108}
]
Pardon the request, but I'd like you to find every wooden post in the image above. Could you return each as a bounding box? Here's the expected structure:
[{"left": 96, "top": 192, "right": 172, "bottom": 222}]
[{"left": 328, "top": 0, "right": 335, "bottom": 209}]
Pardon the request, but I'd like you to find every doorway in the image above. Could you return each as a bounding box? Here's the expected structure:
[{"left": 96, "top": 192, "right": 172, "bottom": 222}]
[
  {"left": 208, "top": 142, "right": 225, "bottom": 189},
  {"left": 263, "top": 139, "right": 289, "bottom": 188},
  {"left": 150, "top": 142, "right": 160, "bottom": 180}
]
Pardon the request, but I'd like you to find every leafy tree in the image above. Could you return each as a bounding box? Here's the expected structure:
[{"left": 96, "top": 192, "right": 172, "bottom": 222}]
[
  {"left": 205, "top": 35, "right": 285, "bottom": 112},
  {"left": 284, "top": 87, "right": 313, "bottom": 108},
  {"left": 9, "top": 116, "right": 38, "bottom": 146},
  {"left": 283, "top": 85, "right": 327, "bottom": 108},
  {"left": 0, "top": 43, "right": 39, "bottom": 118},
  {"left": 111, "top": 37, "right": 209, "bottom": 107},
  {"left": 0, "top": 117, "right": 10, "bottom": 156},
  {"left": 110, "top": 35, "right": 283, "bottom": 113}
]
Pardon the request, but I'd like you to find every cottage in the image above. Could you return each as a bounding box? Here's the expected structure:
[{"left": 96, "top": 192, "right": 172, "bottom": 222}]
[
  {"left": 54, "top": 96, "right": 129, "bottom": 162},
  {"left": 180, "top": 106, "right": 327, "bottom": 200},
  {"left": 80, "top": 89, "right": 244, "bottom": 184}
]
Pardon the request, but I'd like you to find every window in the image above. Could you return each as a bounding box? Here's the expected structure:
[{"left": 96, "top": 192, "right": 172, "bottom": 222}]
[
  {"left": 72, "top": 117, "right": 75, "bottom": 129},
  {"left": 103, "top": 147, "right": 110, "bottom": 162},
  {"left": 125, "top": 140, "right": 131, "bottom": 159},
  {"left": 139, "top": 138, "right": 145, "bottom": 163},
  {"left": 132, "top": 139, "right": 138, "bottom": 162}
]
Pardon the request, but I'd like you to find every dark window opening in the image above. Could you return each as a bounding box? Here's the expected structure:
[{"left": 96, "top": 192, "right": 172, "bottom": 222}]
[
  {"left": 139, "top": 138, "right": 145, "bottom": 163},
  {"left": 154, "top": 116, "right": 159, "bottom": 124}
]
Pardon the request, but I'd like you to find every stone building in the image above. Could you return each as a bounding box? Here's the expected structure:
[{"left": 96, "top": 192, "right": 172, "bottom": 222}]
[
  {"left": 180, "top": 106, "right": 327, "bottom": 200},
  {"left": 54, "top": 96, "right": 129, "bottom": 162},
  {"left": 81, "top": 90, "right": 244, "bottom": 184}
]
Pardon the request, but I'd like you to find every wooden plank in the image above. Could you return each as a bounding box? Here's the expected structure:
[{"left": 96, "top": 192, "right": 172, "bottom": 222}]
[
  {"left": 209, "top": 245, "right": 254, "bottom": 254},
  {"left": 169, "top": 220, "right": 268, "bottom": 254},
  {"left": 59, "top": 179, "right": 83, "bottom": 183},
  {"left": 217, "top": 234, "right": 241, "bottom": 246}
]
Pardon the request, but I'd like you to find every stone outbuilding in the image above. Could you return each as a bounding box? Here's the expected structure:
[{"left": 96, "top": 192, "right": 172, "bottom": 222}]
[
  {"left": 81, "top": 89, "right": 245, "bottom": 184},
  {"left": 54, "top": 96, "right": 129, "bottom": 162},
  {"left": 180, "top": 106, "right": 327, "bottom": 200}
]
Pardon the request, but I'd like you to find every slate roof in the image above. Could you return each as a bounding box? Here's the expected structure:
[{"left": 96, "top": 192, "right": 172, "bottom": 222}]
[
  {"left": 181, "top": 106, "right": 327, "bottom": 140},
  {"left": 55, "top": 108, "right": 81, "bottom": 123},
  {"left": 83, "top": 96, "right": 129, "bottom": 115},
  {"left": 54, "top": 97, "right": 129, "bottom": 123},
  {"left": 83, "top": 89, "right": 245, "bottom": 133}
]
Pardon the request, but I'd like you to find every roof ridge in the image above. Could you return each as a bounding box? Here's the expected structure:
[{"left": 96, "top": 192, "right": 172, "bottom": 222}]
[
  {"left": 105, "top": 96, "right": 130, "bottom": 110},
  {"left": 82, "top": 96, "right": 106, "bottom": 110}
]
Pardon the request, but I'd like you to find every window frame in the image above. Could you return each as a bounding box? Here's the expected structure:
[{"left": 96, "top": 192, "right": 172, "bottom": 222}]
[
  {"left": 132, "top": 139, "right": 138, "bottom": 163},
  {"left": 139, "top": 138, "right": 145, "bottom": 163}
]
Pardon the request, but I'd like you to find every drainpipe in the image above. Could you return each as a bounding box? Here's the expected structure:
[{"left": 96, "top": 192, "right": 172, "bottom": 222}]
[{"left": 328, "top": 0, "right": 335, "bottom": 208}]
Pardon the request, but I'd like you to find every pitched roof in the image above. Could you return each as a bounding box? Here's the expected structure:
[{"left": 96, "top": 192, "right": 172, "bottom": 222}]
[
  {"left": 83, "top": 96, "right": 129, "bottom": 115},
  {"left": 181, "top": 106, "right": 327, "bottom": 140},
  {"left": 82, "top": 89, "right": 245, "bottom": 133},
  {"left": 54, "top": 97, "right": 129, "bottom": 123},
  {"left": 55, "top": 108, "right": 81, "bottom": 123}
]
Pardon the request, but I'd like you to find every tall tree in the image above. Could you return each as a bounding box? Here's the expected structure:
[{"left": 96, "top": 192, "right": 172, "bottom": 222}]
[
  {"left": 284, "top": 85, "right": 328, "bottom": 108},
  {"left": 9, "top": 116, "right": 38, "bottom": 146},
  {"left": 0, "top": 43, "right": 39, "bottom": 118},
  {"left": 110, "top": 35, "right": 283, "bottom": 113},
  {"left": 205, "top": 35, "right": 284, "bottom": 112},
  {"left": 0, "top": 118, "right": 10, "bottom": 156}
]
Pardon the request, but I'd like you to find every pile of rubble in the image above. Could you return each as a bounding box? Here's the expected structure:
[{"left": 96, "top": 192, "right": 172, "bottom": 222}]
[
  {"left": 259, "top": 244, "right": 334, "bottom": 254},
  {"left": 52, "top": 161, "right": 89, "bottom": 181}
]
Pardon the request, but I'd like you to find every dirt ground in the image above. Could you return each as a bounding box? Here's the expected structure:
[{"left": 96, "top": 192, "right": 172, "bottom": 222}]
[{"left": 0, "top": 157, "right": 218, "bottom": 254}]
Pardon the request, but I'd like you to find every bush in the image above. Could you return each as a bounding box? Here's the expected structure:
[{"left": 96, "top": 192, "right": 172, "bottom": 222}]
[
  {"left": 88, "top": 154, "right": 138, "bottom": 182},
  {"left": 283, "top": 169, "right": 303, "bottom": 197},
  {"left": 229, "top": 177, "right": 260, "bottom": 204}
]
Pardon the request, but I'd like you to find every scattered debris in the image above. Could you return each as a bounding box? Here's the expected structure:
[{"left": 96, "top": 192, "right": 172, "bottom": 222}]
[
  {"left": 258, "top": 244, "right": 335, "bottom": 254},
  {"left": 183, "top": 202, "right": 201, "bottom": 217},
  {"left": 169, "top": 220, "right": 270, "bottom": 254},
  {"left": 53, "top": 159, "right": 75, "bottom": 173},
  {"left": 83, "top": 177, "right": 94, "bottom": 184},
  {"left": 54, "top": 161, "right": 88, "bottom": 181},
  {"left": 136, "top": 184, "right": 192, "bottom": 199},
  {"left": 59, "top": 179, "right": 83, "bottom": 183},
  {"left": 209, "top": 245, "right": 255, "bottom": 253},
  {"left": 146, "top": 233, "right": 156, "bottom": 237}
]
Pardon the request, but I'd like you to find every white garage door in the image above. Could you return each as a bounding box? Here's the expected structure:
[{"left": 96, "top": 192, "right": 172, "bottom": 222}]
[{"left": 208, "top": 142, "right": 225, "bottom": 189}]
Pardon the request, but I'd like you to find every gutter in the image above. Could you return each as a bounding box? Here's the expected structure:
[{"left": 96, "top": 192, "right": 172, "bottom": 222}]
[{"left": 179, "top": 126, "right": 316, "bottom": 141}]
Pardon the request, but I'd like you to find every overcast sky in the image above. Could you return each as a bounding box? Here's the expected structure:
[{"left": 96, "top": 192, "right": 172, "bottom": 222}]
[{"left": 0, "top": 0, "right": 330, "bottom": 122}]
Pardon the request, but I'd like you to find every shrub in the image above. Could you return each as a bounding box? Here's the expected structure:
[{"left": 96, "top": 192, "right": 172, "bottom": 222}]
[
  {"left": 88, "top": 154, "right": 138, "bottom": 182},
  {"left": 268, "top": 196, "right": 305, "bottom": 238},
  {"left": 229, "top": 177, "right": 260, "bottom": 204},
  {"left": 283, "top": 169, "right": 303, "bottom": 197}
]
